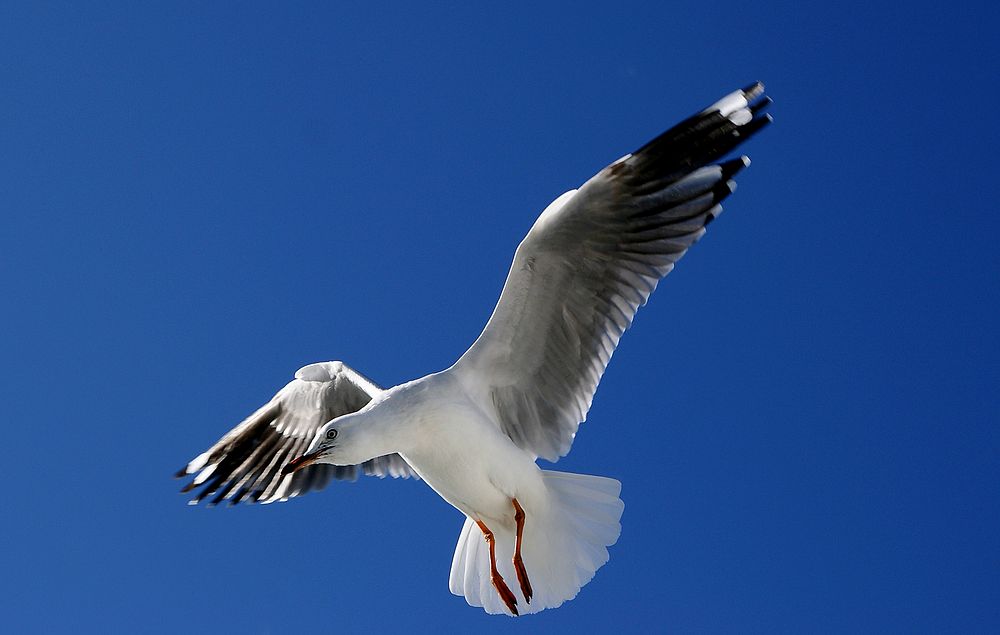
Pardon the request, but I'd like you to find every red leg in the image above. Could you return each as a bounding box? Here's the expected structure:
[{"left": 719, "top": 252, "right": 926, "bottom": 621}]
[
  {"left": 511, "top": 498, "right": 533, "bottom": 604},
  {"left": 476, "top": 519, "right": 519, "bottom": 616}
]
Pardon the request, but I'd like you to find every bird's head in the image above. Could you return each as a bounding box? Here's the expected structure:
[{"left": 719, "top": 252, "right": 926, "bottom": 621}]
[
  {"left": 282, "top": 411, "right": 388, "bottom": 475},
  {"left": 282, "top": 420, "right": 351, "bottom": 475}
]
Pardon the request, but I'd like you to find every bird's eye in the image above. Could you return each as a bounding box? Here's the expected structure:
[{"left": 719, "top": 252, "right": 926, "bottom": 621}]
[{"left": 326, "top": 429, "right": 338, "bottom": 440}]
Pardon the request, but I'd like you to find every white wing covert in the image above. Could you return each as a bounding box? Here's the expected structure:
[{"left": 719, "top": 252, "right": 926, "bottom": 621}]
[
  {"left": 177, "top": 361, "right": 416, "bottom": 505},
  {"left": 453, "top": 83, "right": 772, "bottom": 461}
]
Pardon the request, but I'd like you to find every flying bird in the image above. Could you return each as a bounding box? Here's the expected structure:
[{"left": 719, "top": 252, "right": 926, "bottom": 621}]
[{"left": 177, "top": 83, "right": 772, "bottom": 616}]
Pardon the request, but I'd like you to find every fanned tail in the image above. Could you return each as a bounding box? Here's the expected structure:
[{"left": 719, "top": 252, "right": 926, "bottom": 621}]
[{"left": 449, "top": 470, "right": 624, "bottom": 615}]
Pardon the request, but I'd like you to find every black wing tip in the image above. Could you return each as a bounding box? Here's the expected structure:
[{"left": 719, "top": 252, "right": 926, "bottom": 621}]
[
  {"left": 719, "top": 155, "right": 751, "bottom": 179},
  {"left": 629, "top": 84, "right": 771, "bottom": 175},
  {"left": 230, "top": 487, "right": 251, "bottom": 505},
  {"left": 174, "top": 466, "right": 190, "bottom": 479},
  {"left": 703, "top": 207, "right": 722, "bottom": 227},
  {"left": 179, "top": 479, "right": 285, "bottom": 507},
  {"left": 740, "top": 113, "right": 773, "bottom": 138},
  {"left": 750, "top": 95, "right": 773, "bottom": 115},
  {"left": 741, "top": 81, "right": 766, "bottom": 99},
  {"left": 711, "top": 179, "right": 737, "bottom": 205}
]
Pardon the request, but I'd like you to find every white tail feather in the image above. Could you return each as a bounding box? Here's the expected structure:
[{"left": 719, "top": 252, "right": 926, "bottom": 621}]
[{"left": 449, "top": 470, "right": 624, "bottom": 615}]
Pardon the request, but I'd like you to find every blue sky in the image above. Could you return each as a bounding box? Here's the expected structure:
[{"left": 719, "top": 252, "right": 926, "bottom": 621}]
[{"left": 2, "top": 2, "right": 997, "bottom": 633}]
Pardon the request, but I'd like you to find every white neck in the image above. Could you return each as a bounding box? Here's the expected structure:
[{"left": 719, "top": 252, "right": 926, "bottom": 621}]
[{"left": 334, "top": 408, "right": 403, "bottom": 465}]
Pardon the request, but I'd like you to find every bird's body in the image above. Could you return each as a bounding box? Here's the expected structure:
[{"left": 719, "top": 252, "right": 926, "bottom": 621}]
[
  {"left": 388, "top": 374, "right": 544, "bottom": 529},
  {"left": 178, "top": 83, "right": 772, "bottom": 616},
  {"left": 337, "top": 371, "right": 542, "bottom": 528}
]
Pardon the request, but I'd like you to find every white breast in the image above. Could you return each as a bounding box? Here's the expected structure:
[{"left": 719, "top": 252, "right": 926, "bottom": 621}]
[{"left": 395, "top": 371, "right": 547, "bottom": 527}]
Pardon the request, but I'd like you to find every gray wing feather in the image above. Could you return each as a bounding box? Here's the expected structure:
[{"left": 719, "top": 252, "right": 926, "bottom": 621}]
[
  {"left": 177, "top": 361, "right": 417, "bottom": 505},
  {"left": 453, "top": 83, "right": 771, "bottom": 461}
]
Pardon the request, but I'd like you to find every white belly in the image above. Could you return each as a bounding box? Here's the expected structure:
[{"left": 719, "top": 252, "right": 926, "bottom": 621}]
[{"left": 399, "top": 386, "right": 546, "bottom": 528}]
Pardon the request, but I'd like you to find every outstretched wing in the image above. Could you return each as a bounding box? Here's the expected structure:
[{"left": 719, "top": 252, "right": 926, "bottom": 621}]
[
  {"left": 177, "top": 361, "right": 417, "bottom": 505},
  {"left": 452, "top": 83, "right": 772, "bottom": 461}
]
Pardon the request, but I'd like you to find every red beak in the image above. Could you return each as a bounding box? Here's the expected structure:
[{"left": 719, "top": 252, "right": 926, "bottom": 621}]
[{"left": 282, "top": 451, "right": 322, "bottom": 476}]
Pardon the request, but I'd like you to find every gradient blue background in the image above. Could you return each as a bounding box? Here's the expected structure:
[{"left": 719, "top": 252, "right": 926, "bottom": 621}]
[{"left": 2, "top": 2, "right": 997, "bottom": 633}]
